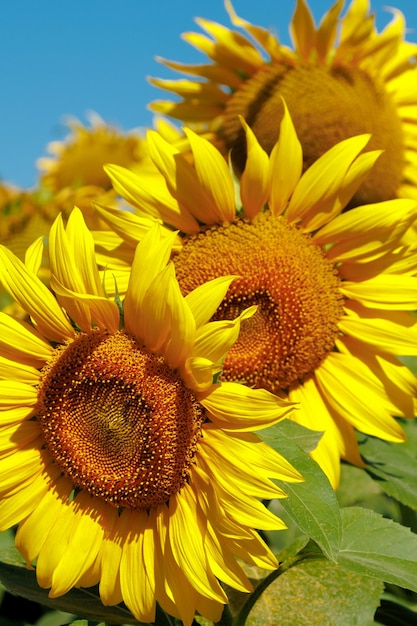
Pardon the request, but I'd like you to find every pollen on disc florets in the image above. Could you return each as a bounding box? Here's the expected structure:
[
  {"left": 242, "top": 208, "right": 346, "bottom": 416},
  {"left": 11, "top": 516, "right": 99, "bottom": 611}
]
[
  {"left": 37, "top": 329, "right": 204, "bottom": 510},
  {"left": 173, "top": 212, "right": 344, "bottom": 393},
  {"left": 222, "top": 63, "right": 404, "bottom": 206}
]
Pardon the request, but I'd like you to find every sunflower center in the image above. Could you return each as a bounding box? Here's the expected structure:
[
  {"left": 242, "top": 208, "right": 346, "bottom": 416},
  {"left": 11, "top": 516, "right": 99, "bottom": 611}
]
[
  {"left": 173, "top": 212, "right": 344, "bottom": 392},
  {"left": 223, "top": 64, "right": 404, "bottom": 206},
  {"left": 37, "top": 329, "right": 203, "bottom": 509}
]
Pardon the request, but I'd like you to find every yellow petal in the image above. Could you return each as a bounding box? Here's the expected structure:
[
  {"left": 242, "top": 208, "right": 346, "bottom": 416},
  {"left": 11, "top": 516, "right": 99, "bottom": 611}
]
[
  {"left": 0, "top": 313, "right": 53, "bottom": 366},
  {"left": 104, "top": 163, "right": 199, "bottom": 233},
  {"left": 239, "top": 118, "right": 270, "bottom": 218},
  {"left": 268, "top": 100, "right": 303, "bottom": 215},
  {"left": 313, "top": 198, "right": 417, "bottom": 246},
  {"left": 185, "top": 275, "right": 236, "bottom": 328},
  {"left": 315, "top": 353, "right": 406, "bottom": 442},
  {"left": 168, "top": 485, "right": 227, "bottom": 603},
  {"left": 289, "top": 378, "right": 343, "bottom": 489},
  {"left": 66, "top": 208, "right": 105, "bottom": 296},
  {"left": 0, "top": 407, "right": 36, "bottom": 426},
  {"left": 16, "top": 475, "right": 73, "bottom": 564},
  {"left": 25, "top": 236, "right": 44, "bottom": 275},
  {"left": 316, "top": 0, "right": 344, "bottom": 61},
  {"left": 291, "top": 0, "right": 316, "bottom": 61},
  {"left": 0, "top": 467, "right": 56, "bottom": 532},
  {"left": 205, "top": 520, "right": 252, "bottom": 592},
  {"left": 184, "top": 128, "right": 236, "bottom": 222},
  {"left": 161, "top": 268, "right": 196, "bottom": 368},
  {"left": 193, "top": 17, "right": 263, "bottom": 72},
  {"left": 341, "top": 275, "right": 417, "bottom": 310},
  {"left": 224, "top": 0, "right": 282, "bottom": 62},
  {"left": 49, "top": 214, "right": 93, "bottom": 331},
  {"left": 147, "top": 130, "right": 224, "bottom": 224},
  {"left": 199, "top": 382, "right": 296, "bottom": 431},
  {"left": 286, "top": 134, "right": 371, "bottom": 227},
  {"left": 0, "top": 380, "right": 38, "bottom": 409},
  {"left": 50, "top": 276, "right": 120, "bottom": 334},
  {"left": 203, "top": 426, "right": 302, "bottom": 483},
  {"left": 119, "top": 509, "right": 156, "bottom": 623},
  {"left": 200, "top": 429, "right": 295, "bottom": 498},
  {"left": 0, "top": 422, "right": 41, "bottom": 456},
  {"left": 0, "top": 246, "right": 74, "bottom": 343},
  {"left": 0, "top": 355, "right": 40, "bottom": 384},
  {"left": 340, "top": 306, "right": 417, "bottom": 356},
  {"left": 94, "top": 202, "right": 170, "bottom": 249},
  {"left": 199, "top": 453, "right": 285, "bottom": 531},
  {"left": 98, "top": 513, "right": 124, "bottom": 607},
  {"left": 123, "top": 222, "right": 177, "bottom": 339},
  {"left": 181, "top": 357, "right": 221, "bottom": 392},
  {"left": 190, "top": 306, "right": 256, "bottom": 366},
  {"left": 49, "top": 492, "right": 106, "bottom": 597}
]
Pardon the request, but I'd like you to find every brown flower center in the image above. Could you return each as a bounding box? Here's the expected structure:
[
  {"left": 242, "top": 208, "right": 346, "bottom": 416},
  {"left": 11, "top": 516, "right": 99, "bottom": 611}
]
[
  {"left": 173, "top": 212, "right": 344, "bottom": 392},
  {"left": 222, "top": 64, "right": 404, "bottom": 206},
  {"left": 37, "top": 329, "right": 203, "bottom": 509}
]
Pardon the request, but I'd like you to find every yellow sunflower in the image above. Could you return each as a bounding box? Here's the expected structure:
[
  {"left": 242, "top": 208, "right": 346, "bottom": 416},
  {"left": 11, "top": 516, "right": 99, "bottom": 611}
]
[
  {"left": 37, "top": 112, "right": 147, "bottom": 192},
  {"left": 0, "top": 114, "right": 149, "bottom": 270},
  {"left": 98, "top": 106, "right": 417, "bottom": 489},
  {"left": 149, "top": 0, "right": 417, "bottom": 206},
  {"left": 0, "top": 209, "right": 301, "bottom": 625}
]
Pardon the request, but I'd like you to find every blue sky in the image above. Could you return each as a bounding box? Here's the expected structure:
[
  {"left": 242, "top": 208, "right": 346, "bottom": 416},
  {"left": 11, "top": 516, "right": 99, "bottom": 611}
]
[{"left": 2, "top": 0, "right": 417, "bottom": 188}]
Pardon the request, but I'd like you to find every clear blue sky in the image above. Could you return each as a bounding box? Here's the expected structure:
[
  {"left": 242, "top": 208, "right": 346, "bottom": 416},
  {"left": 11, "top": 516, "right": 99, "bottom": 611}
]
[{"left": 2, "top": 0, "right": 416, "bottom": 188}]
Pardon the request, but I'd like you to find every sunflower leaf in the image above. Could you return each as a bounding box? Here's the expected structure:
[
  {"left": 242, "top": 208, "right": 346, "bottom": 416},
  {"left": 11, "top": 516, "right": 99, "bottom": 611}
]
[
  {"left": 234, "top": 557, "right": 382, "bottom": 626},
  {"left": 0, "top": 547, "right": 145, "bottom": 625},
  {"left": 338, "top": 506, "right": 417, "bottom": 592},
  {"left": 258, "top": 421, "right": 342, "bottom": 561},
  {"left": 358, "top": 423, "right": 417, "bottom": 510},
  {"left": 67, "top": 622, "right": 105, "bottom": 626},
  {"left": 264, "top": 420, "right": 323, "bottom": 453}
]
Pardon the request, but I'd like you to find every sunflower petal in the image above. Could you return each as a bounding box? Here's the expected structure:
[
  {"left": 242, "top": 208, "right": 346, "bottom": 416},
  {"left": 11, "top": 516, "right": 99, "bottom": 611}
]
[
  {"left": 0, "top": 246, "right": 74, "bottom": 343},
  {"left": 341, "top": 274, "right": 417, "bottom": 310},
  {"left": 286, "top": 134, "right": 371, "bottom": 227},
  {"left": 184, "top": 128, "right": 236, "bottom": 222},
  {"left": 0, "top": 313, "right": 53, "bottom": 366},
  {"left": 315, "top": 352, "right": 406, "bottom": 441},
  {"left": 185, "top": 275, "right": 236, "bottom": 328},
  {"left": 269, "top": 101, "right": 303, "bottom": 215},
  {"left": 168, "top": 485, "right": 227, "bottom": 603},
  {"left": 147, "top": 130, "right": 224, "bottom": 224},
  {"left": 200, "top": 382, "right": 296, "bottom": 431},
  {"left": 240, "top": 118, "right": 270, "bottom": 218},
  {"left": 124, "top": 223, "right": 177, "bottom": 339},
  {"left": 105, "top": 163, "right": 199, "bottom": 233}
]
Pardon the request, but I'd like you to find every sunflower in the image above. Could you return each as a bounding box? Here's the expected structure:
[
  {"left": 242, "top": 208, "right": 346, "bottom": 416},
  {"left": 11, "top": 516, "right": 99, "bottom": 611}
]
[
  {"left": 149, "top": 0, "right": 417, "bottom": 206},
  {"left": 98, "top": 106, "right": 417, "bottom": 489},
  {"left": 0, "top": 114, "right": 149, "bottom": 271},
  {"left": 37, "top": 112, "right": 147, "bottom": 192},
  {"left": 0, "top": 209, "right": 301, "bottom": 625}
]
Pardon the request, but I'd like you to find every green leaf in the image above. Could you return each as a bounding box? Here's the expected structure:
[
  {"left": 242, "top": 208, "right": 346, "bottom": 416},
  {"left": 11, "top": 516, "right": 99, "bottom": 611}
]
[
  {"left": 258, "top": 421, "right": 342, "bottom": 561},
  {"left": 67, "top": 622, "right": 105, "bottom": 626},
  {"left": 338, "top": 507, "right": 417, "bottom": 592},
  {"left": 0, "top": 547, "right": 144, "bottom": 625},
  {"left": 235, "top": 557, "right": 383, "bottom": 626},
  {"left": 35, "top": 611, "right": 78, "bottom": 626},
  {"left": 267, "top": 420, "right": 324, "bottom": 453},
  {"left": 359, "top": 429, "right": 417, "bottom": 510}
]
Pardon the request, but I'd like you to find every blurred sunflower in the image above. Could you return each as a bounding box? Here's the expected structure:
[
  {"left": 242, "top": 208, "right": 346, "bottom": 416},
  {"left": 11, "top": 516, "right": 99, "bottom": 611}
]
[
  {"left": 98, "top": 106, "right": 417, "bottom": 488},
  {"left": 0, "top": 114, "right": 149, "bottom": 269},
  {"left": 149, "top": 0, "right": 417, "bottom": 206},
  {"left": 0, "top": 210, "right": 300, "bottom": 625}
]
